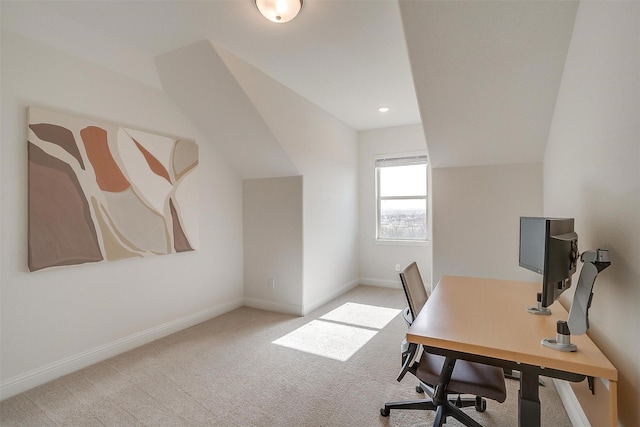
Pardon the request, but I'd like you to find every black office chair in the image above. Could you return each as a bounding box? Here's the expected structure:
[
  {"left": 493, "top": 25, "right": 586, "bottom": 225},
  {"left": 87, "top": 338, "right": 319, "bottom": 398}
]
[{"left": 380, "top": 262, "right": 507, "bottom": 427}]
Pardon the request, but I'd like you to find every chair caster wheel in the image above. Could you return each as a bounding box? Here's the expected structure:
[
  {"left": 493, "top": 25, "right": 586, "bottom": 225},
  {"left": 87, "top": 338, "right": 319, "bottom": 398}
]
[
  {"left": 475, "top": 396, "right": 487, "bottom": 412},
  {"left": 416, "top": 385, "right": 424, "bottom": 393},
  {"left": 380, "top": 407, "right": 390, "bottom": 417}
]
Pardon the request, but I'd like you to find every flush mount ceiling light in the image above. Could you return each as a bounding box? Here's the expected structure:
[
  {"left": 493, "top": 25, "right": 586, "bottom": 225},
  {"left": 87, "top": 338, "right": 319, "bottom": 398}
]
[
  {"left": 255, "top": 0, "right": 303, "bottom": 23},
  {"left": 378, "top": 107, "right": 390, "bottom": 113}
]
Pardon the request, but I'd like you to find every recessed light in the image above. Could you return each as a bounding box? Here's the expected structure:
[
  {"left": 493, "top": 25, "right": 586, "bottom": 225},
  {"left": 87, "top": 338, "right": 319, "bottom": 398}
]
[{"left": 378, "top": 107, "right": 390, "bottom": 113}]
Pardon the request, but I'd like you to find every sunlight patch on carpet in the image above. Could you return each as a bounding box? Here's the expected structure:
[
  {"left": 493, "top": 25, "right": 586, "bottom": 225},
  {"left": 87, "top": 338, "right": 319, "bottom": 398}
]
[
  {"left": 320, "top": 302, "right": 401, "bottom": 329},
  {"left": 272, "top": 302, "right": 402, "bottom": 361},
  {"left": 272, "top": 320, "right": 377, "bottom": 361}
]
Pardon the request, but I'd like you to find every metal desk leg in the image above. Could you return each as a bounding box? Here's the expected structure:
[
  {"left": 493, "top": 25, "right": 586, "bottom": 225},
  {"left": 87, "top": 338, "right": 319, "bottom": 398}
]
[{"left": 518, "top": 369, "right": 541, "bottom": 427}]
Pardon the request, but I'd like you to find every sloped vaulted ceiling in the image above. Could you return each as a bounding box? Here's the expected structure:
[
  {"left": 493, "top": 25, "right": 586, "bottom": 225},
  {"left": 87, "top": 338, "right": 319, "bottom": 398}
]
[
  {"left": 155, "top": 40, "right": 299, "bottom": 180},
  {"left": 400, "top": 0, "right": 579, "bottom": 168},
  {"left": 3, "top": 1, "right": 580, "bottom": 172}
]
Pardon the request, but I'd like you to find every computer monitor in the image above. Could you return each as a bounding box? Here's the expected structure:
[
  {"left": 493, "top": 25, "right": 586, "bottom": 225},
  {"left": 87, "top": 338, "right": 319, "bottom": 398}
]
[{"left": 519, "top": 217, "right": 578, "bottom": 312}]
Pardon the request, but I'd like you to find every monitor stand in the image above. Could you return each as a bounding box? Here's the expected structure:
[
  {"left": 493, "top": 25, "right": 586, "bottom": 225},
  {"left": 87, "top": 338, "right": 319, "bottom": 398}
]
[
  {"left": 542, "top": 320, "right": 577, "bottom": 352},
  {"left": 527, "top": 292, "right": 551, "bottom": 315},
  {"left": 542, "top": 249, "right": 611, "bottom": 352}
]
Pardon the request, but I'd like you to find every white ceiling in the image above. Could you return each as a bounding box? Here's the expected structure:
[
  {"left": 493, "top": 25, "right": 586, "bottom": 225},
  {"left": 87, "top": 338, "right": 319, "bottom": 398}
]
[
  {"left": 2, "top": 0, "right": 420, "bottom": 131},
  {"left": 2, "top": 0, "right": 580, "bottom": 168}
]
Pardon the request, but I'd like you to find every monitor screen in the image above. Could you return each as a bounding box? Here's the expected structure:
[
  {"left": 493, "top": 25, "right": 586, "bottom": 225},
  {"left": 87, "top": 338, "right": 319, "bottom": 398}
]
[
  {"left": 519, "top": 217, "right": 547, "bottom": 274},
  {"left": 519, "top": 217, "right": 578, "bottom": 308}
]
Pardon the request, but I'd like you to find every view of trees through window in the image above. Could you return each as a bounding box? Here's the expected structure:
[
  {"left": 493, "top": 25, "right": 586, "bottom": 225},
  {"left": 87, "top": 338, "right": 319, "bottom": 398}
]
[{"left": 376, "top": 158, "right": 427, "bottom": 241}]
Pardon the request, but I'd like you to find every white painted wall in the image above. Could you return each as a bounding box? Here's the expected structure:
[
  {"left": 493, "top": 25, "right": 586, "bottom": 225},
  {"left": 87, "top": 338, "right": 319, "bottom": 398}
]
[
  {"left": 300, "top": 151, "right": 359, "bottom": 313},
  {"left": 0, "top": 31, "right": 244, "bottom": 398},
  {"left": 243, "top": 176, "right": 303, "bottom": 314},
  {"left": 544, "top": 2, "right": 639, "bottom": 424},
  {"left": 217, "top": 48, "right": 360, "bottom": 314},
  {"left": 0, "top": 1, "right": 162, "bottom": 89},
  {"left": 358, "top": 124, "right": 430, "bottom": 288},
  {"left": 431, "top": 163, "right": 543, "bottom": 288},
  {"left": 155, "top": 41, "right": 300, "bottom": 180}
]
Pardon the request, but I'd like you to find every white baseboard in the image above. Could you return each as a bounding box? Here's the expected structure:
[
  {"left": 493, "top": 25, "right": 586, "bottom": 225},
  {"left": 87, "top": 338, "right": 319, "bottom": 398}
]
[
  {"left": 553, "top": 379, "right": 591, "bottom": 427},
  {"left": 358, "top": 277, "right": 402, "bottom": 288},
  {"left": 0, "top": 298, "right": 244, "bottom": 400},
  {"left": 244, "top": 278, "right": 403, "bottom": 316},
  {"left": 302, "top": 278, "right": 360, "bottom": 315},
  {"left": 1, "top": 279, "right": 404, "bottom": 400},
  {"left": 243, "top": 297, "right": 304, "bottom": 316}
]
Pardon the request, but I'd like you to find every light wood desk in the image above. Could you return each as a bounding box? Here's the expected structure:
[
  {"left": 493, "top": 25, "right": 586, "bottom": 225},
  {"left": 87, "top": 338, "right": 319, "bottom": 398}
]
[{"left": 407, "top": 275, "right": 618, "bottom": 427}]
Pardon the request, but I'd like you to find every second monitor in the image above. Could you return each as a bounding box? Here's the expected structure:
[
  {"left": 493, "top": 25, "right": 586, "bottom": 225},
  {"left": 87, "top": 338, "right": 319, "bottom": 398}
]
[{"left": 519, "top": 217, "right": 579, "bottom": 314}]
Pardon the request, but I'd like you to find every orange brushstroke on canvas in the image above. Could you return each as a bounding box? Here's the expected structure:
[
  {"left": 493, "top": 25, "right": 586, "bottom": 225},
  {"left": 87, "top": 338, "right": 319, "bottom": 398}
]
[
  {"left": 81, "top": 126, "right": 130, "bottom": 192},
  {"left": 133, "top": 139, "right": 171, "bottom": 183}
]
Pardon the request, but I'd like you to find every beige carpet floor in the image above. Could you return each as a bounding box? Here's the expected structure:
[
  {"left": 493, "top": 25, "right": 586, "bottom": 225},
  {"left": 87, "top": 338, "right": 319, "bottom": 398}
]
[{"left": 0, "top": 285, "right": 572, "bottom": 426}]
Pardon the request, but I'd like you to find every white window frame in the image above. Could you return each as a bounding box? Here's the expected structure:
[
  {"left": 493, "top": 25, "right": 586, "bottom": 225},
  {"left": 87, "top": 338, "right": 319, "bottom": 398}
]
[{"left": 375, "top": 153, "right": 428, "bottom": 243}]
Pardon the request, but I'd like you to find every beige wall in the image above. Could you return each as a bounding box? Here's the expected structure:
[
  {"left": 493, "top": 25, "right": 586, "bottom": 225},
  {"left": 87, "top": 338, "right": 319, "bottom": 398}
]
[
  {"left": 243, "top": 176, "right": 303, "bottom": 314},
  {"left": 219, "top": 50, "right": 360, "bottom": 314},
  {"left": 431, "top": 163, "right": 543, "bottom": 288},
  {"left": 544, "top": 1, "right": 640, "bottom": 424},
  {"left": 0, "top": 31, "right": 244, "bottom": 398}
]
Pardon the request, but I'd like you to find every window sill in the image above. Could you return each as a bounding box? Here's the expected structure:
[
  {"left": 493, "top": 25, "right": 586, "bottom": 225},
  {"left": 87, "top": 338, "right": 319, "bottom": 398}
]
[{"left": 375, "top": 239, "right": 431, "bottom": 247}]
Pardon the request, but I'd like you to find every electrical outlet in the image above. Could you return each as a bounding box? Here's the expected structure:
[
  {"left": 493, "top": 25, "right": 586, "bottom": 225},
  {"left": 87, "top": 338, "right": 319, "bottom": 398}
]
[
  {"left": 268, "top": 278, "right": 275, "bottom": 289},
  {"left": 395, "top": 264, "right": 401, "bottom": 272}
]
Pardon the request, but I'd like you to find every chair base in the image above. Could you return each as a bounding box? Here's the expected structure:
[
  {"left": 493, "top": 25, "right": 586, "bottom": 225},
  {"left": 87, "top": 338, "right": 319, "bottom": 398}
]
[{"left": 380, "top": 395, "right": 486, "bottom": 427}]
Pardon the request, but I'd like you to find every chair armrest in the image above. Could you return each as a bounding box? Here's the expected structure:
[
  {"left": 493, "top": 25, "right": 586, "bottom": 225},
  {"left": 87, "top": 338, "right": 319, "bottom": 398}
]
[
  {"left": 402, "top": 306, "right": 413, "bottom": 325},
  {"left": 397, "top": 342, "right": 419, "bottom": 382}
]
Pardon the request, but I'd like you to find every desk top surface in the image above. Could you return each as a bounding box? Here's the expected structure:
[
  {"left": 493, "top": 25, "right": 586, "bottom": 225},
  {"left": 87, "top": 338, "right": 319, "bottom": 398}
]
[{"left": 406, "top": 275, "right": 617, "bottom": 380}]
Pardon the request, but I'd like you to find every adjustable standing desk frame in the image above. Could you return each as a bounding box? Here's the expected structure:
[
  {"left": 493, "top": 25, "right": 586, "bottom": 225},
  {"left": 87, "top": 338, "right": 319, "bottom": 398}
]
[{"left": 406, "top": 275, "right": 618, "bottom": 427}]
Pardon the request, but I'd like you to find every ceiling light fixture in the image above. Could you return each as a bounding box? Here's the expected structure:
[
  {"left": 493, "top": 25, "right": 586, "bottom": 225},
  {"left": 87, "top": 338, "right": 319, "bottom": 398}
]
[
  {"left": 255, "top": 0, "right": 303, "bottom": 24},
  {"left": 378, "top": 107, "right": 390, "bottom": 113}
]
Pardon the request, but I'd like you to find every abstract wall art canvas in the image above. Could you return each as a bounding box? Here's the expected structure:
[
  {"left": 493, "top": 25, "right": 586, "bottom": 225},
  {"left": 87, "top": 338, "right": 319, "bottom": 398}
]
[{"left": 27, "top": 107, "right": 199, "bottom": 272}]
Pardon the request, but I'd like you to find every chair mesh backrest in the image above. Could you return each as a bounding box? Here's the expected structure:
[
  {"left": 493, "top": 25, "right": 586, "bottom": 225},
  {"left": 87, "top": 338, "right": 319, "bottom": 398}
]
[{"left": 400, "top": 262, "right": 428, "bottom": 321}]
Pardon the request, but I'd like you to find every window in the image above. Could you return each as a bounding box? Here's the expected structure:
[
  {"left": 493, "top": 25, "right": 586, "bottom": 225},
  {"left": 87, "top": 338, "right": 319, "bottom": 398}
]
[{"left": 375, "top": 155, "right": 428, "bottom": 242}]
